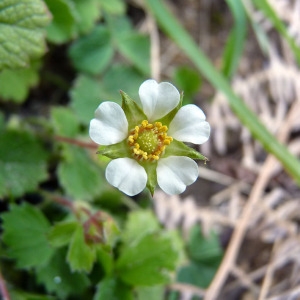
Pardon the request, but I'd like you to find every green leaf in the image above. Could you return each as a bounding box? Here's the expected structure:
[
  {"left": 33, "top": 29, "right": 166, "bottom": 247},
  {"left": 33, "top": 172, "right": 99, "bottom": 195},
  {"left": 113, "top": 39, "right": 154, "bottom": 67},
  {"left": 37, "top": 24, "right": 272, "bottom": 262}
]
[
  {"left": 187, "top": 225, "right": 223, "bottom": 264},
  {"left": 68, "top": 25, "right": 113, "bottom": 75},
  {"left": 0, "top": 0, "right": 50, "bottom": 70},
  {"left": 70, "top": 74, "right": 105, "bottom": 124},
  {"left": 121, "top": 90, "right": 147, "bottom": 130},
  {"left": 99, "top": 0, "right": 125, "bottom": 15},
  {"left": 164, "top": 139, "right": 208, "bottom": 161},
  {"left": 51, "top": 106, "right": 80, "bottom": 137},
  {"left": 117, "top": 33, "right": 150, "bottom": 75},
  {"left": 0, "top": 130, "right": 48, "bottom": 197},
  {"left": 58, "top": 145, "right": 103, "bottom": 200},
  {"left": 45, "top": 0, "right": 77, "bottom": 44},
  {"left": 0, "top": 62, "right": 40, "bottom": 103},
  {"left": 67, "top": 224, "right": 97, "bottom": 272},
  {"left": 135, "top": 285, "right": 165, "bottom": 300},
  {"left": 177, "top": 262, "right": 217, "bottom": 288},
  {"left": 36, "top": 249, "right": 90, "bottom": 299},
  {"left": 97, "top": 246, "right": 114, "bottom": 276},
  {"left": 71, "top": 0, "right": 102, "bottom": 34},
  {"left": 143, "top": 162, "right": 158, "bottom": 196},
  {"left": 122, "top": 210, "right": 160, "bottom": 246},
  {"left": 48, "top": 221, "right": 78, "bottom": 248},
  {"left": 222, "top": 0, "right": 247, "bottom": 78},
  {"left": 94, "top": 278, "right": 133, "bottom": 300},
  {"left": 116, "top": 233, "right": 178, "bottom": 286},
  {"left": 173, "top": 66, "right": 201, "bottom": 104},
  {"left": 2, "top": 203, "right": 54, "bottom": 269}
]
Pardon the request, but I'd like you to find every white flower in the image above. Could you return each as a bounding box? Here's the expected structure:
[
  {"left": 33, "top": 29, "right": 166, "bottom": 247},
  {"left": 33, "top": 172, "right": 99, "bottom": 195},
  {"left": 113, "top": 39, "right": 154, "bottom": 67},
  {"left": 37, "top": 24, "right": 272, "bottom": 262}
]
[{"left": 89, "top": 79, "right": 210, "bottom": 196}]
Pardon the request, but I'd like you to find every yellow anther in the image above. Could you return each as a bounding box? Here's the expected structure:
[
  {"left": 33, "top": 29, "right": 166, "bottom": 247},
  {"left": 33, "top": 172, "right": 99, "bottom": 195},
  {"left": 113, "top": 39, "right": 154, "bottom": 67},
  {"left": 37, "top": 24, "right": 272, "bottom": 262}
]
[
  {"left": 142, "top": 120, "right": 148, "bottom": 127},
  {"left": 128, "top": 136, "right": 134, "bottom": 143},
  {"left": 135, "top": 126, "right": 139, "bottom": 132},
  {"left": 164, "top": 139, "right": 171, "bottom": 145},
  {"left": 155, "top": 122, "right": 162, "bottom": 128},
  {"left": 160, "top": 125, "right": 168, "bottom": 132},
  {"left": 134, "top": 143, "right": 140, "bottom": 149}
]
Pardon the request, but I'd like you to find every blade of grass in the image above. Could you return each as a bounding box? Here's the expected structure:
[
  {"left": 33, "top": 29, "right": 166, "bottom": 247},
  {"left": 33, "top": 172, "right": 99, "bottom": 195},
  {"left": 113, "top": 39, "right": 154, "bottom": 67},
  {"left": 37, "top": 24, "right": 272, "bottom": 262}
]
[
  {"left": 144, "top": 0, "right": 300, "bottom": 185},
  {"left": 252, "top": 0, "right": 300, "bottom": 65},
  {"left": 222, "top": 0, "right": 247, "bottom": 78}
]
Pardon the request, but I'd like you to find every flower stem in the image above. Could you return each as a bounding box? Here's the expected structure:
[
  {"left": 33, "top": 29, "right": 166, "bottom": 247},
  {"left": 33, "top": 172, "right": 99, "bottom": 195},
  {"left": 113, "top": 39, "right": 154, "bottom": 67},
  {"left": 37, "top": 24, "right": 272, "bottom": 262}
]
[
  {"left": 54, "top": 135, "right": 98, "bottom": 150},
  {"left": 144, "top": 0, "right": 300, "bottom": 185}
]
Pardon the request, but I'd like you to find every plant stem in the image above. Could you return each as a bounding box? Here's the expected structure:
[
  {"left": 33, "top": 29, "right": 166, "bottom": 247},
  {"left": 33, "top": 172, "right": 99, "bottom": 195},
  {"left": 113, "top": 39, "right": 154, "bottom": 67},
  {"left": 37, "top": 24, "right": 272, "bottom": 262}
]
[{"left": 0, "top": 270, "right": 10, "bottom": 300}]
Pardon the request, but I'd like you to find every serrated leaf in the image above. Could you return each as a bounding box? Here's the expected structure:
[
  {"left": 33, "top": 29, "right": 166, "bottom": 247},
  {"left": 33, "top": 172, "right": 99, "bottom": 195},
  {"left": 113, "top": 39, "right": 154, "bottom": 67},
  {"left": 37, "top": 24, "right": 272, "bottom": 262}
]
[
  {"left": 94, "top": 278, "right": 133, "bottom": 300},
  {"left": 67, "top": 224, "right": 97, "bottom": 272},
  {"left": 71, "top": 0, "right": 102, "bottom": 34},
  {"left": 36, "top": 248, "right": 90, "bottom": 299},
  {"left": 68, "top": 25, "right": 113, "bottom": 75},
  {"left": 51, "top": 106, "right": 80, "bottom": 137},
  {"left": 2, "top": 203, "right": 54, "bottom": 269},
  {"left": 0, "top": 0, "right": 50, "bottom": 70},
  {"left": 0, "top": 62, "right": 40, "bottom": 103},
  {"left": 58, "top": 145, "right": 103, "bottom": 200},
  {"left": 45, "top": 0, "right": 77, "bottom": 44},
  {"left": 48, "top": 221, "right": 78, "bottom": 248},
  {"left": 98, "top": 140, "right": 130, "bottom": 160},
  {"left": 70, "top": 74, "right": 105, "bottom": 124},
  {"left": 0, "top": 130, "right": 48, "bottom": 197},
  {"left": 97, "top": 246, "right": 114, "bottom": 276},
  {"left": 122, "top": 210, "right": 160, "bottom": 246},
  {"left": 116, "top": 233, "right": 178, "bottom": 286}
]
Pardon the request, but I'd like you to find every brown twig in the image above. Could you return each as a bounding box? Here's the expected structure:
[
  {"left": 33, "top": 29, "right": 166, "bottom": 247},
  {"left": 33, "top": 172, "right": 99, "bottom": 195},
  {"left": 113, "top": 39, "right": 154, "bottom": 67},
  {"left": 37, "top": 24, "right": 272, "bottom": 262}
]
[
  {"left": 205, "top": 99, "right": 300, "bottom": 300},
  {"left": 0, "top": 270, "right": 10, "bottom": 300},
  {"left": 54, "top": 136, "right": 98, "bottom": 150}
]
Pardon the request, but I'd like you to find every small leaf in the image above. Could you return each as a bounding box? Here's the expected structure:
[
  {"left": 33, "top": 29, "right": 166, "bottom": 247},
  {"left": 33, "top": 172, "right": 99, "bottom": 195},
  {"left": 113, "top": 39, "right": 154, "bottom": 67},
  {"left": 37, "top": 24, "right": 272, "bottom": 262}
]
[
  {"left": 2, "top": 203, "right": 54, "bottom": 269},
  {"left": 99, "top": 0, "right": 125, "bottom": 15},
  {"left": 97, "top": 246, "right": 114, "bottom": 276},
  {"left": 116, "top": 233, "right": 178, "bottom": 286},
  {"left": 121, "top": 91, "right": 146, "bottom": 130},
  {"left": 71, "top": 0, "right": 102, "bottom": 34},
  {"left": 70, "top": 74, "right": 105, "bottom": 125},
  {"left": 36, "top": 249, "right": 90, "bottom": 299},
  {"left": 164, "top": 139, "right": 208, "bottom": 161},
  {"left": 45, "top": 0, "right": 77, "bottom": 44},
  {"left": 143, "top": 162, "right": 158, "bottom": 196},
  {"left": 68, "top": 25, "right": 113, "bottom": 75},
  {"left": 135, "top": 286, "right": 165, "bottom": 300},
  {"left": 94, "top": 278, "right": 133, "bottom": 300},
  {"left": 122, "top": 210, "right": 160, "bottom": 246},
  {"left": 58, "top": 145, "right": 104, "bottom": 200},
  {"left": 48, "top": 221, "right": 78, "bottom": 248},
  {"left": 51, "top": 106, "right": 80, "bottom": 137},
  {"left": 0, "top": 62, "right": 40, "bottom": 103},
  {"left": 0, "top": 0, "right": 50, "bottom": 70},
  {"left": 187, "top": 225, "right": 223, "bottom": 264},
  {"left": 0, "top": 130, "right": 48, "bottom": 197},
  {"left": 67, "top": 224, "right": 96, "bottom": 272}
]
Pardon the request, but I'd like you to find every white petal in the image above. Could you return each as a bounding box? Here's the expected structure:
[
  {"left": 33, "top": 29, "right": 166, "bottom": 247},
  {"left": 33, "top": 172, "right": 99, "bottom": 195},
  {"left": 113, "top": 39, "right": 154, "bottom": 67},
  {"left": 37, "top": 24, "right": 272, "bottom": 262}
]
[
  {"left": 105, "top": 158, "right": 147, "bottom": 196},
  {"left": 139, "top": 79, "right": 180, "bottom": 121},
  {"left": 89, "top": 102, "right": 128, "bottom": 145},
  {"left": 168, "top": 104, "right": 210, "bottom": 144},
  {"left": 157, "top": 156, "right": 198, "bottom": 195}
]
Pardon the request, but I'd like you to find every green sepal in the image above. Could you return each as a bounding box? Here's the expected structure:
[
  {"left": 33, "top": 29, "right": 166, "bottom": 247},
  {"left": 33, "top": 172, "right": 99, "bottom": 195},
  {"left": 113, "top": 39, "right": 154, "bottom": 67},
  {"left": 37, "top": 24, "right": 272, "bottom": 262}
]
[
  {"left": 142, "top": 162, "right": 158, "bottom": 196},
  {"left": 97, "top": 140, "right": 130, "bottom": 159},
  {"left": 121, "top": 90, "right": 147, "bottom": 130},
  {"left": 164, "top": 139, "right": 208, "bottom": 161},
  {"left": 156, "top": 92, "right": 183, "bottom": 126}
]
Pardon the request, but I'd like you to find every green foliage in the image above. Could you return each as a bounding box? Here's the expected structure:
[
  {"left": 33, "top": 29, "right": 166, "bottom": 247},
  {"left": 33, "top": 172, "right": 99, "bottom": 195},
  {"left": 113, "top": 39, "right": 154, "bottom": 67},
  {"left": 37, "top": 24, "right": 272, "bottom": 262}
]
[
  {"left": 68, "top": 25, "right": 113, "bottom": 75},
  {"left": 44, "top": 0, "right": 77, "bottom": 44},
  {"left": 0, "top": 130, "right": 48, "bottom": 197},
  {"left": 36, "top": 249, "right": 90, "bottom": 299},
  {"left": 0, "top": 62, "right": 40, "bottom": 103},
  {"left": 0, "top": 0, "right": 50, "bottom": 70},
  {"left": 58, "top": 145, "right": 104, "bottom": 200},
  {"left": 2, "top": 203, "right": 54, "bottom": 269}
]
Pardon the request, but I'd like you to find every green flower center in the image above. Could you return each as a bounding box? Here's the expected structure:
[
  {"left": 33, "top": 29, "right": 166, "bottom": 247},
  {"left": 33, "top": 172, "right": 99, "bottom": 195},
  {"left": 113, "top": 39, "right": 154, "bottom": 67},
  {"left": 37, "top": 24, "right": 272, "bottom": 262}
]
[{"left": 127, "top": 120, "right": 173, "bottom": 161}]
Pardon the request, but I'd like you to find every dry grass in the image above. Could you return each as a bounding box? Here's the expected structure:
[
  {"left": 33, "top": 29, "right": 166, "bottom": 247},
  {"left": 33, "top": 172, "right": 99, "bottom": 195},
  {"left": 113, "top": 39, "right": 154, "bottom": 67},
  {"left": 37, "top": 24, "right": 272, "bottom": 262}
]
[{"left": 148, "top": 0, "right": 300, "bottom": 299}]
